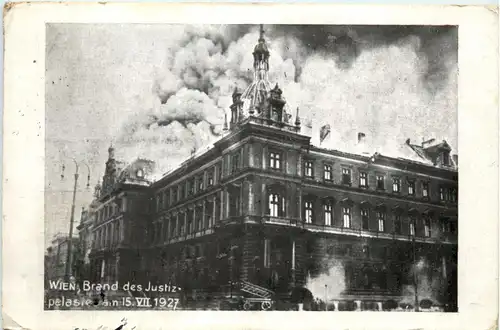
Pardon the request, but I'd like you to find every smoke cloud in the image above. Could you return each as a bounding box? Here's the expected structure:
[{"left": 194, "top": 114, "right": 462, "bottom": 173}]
[
  {"left": 113, "top": 24, "right": 457, "bottom": 177},
  {"left": 306, "top": 258, "right": 346, "bottom": 303}
]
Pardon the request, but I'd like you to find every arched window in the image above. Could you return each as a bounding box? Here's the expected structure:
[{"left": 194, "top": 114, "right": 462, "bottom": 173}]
[
  {"left": 304, "top": 201, "right": 314, "bottom": 224},
  {"left": 269, "top": 193, "right": 281, "bottom": 217},
  {"left": 323, "top": 200, "right": 333, "bottom": 226},
  {"left": 267, "top": 184, "right": 286, "bottom": 217}
]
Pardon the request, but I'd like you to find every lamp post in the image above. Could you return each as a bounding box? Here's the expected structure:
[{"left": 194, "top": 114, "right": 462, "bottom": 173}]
[
  {"left": 324, "top": 284, "right": 328, "bottom": 311},
  {"left": 61, "top": 158, "right": 90, "bottom": 280},
  {"left": 412, "top": 232, "right": 419, "bottom": 312}
]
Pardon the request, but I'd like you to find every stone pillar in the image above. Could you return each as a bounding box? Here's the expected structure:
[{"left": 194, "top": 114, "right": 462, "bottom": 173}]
[
  {"left": 192, "top": 205, "right": 197, "bottom": 233},
  {"left": 115, "top": 252, "right": 120, "bottom": 284},
  {"left": 212, "top": 197, "right": 216, "bottom": 227},
  {"left": 297, "top": 188, "right": 303, "bottom": 220},
  {"left": 291, "top": 239, "right": 296, "bottom": 287},
  {"left": 262, "top": 145, "right": 268, "bottom": 169},
  {"left": 248, "top": 143, "right": 254, "bottom": 168},
  {"left": 248, "top": 181, "right": 254, "bottom": 215},
  {"left": 261, "top": 183, "right": 267, "bottom": 216},
  {"left": 202, "top": 200, "right": 207, "bottom": 230},
  {"left": 219, "top": 190, "right": 224, "bottom": 221},
  {"left": 297, "top": 153, "right": 303, "bottom": 177},
  {"left": 224, "top": 187, "right": 229, "bottom": 219},
  {"left": 442, "top": 255, "right": 447, "bottom": 279}
]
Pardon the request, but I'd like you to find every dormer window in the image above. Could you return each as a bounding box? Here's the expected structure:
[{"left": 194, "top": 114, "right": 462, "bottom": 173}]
[
  {"left": 442, "top": 151, "right": 450, "bottom": 166},
  {"left": 136, "top": 169, "right": 144, "bottom": 178}
]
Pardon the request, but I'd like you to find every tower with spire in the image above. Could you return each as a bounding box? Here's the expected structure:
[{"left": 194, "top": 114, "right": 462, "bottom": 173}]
[{"left": 227, "top": 24, "right": 300, "bottom": 133}]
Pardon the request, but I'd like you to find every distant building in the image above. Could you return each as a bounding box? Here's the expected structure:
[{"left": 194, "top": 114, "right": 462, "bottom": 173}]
[
  {"left": 87, "top": 146, "right": 156, "bottom": 285},
  {"left": 86, "top": 25, "right": 457, "bottom": 311},
  {"left": 45, "top": 233, "right": 79, "bottom": 280}
]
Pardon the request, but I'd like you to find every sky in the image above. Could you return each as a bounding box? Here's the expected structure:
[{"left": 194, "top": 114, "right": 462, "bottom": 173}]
[{"left": 45, "top": 24, "right": 457, "bottom": 247}]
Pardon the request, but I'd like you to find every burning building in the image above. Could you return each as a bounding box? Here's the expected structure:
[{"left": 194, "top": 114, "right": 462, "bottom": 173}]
[{"left": 85, "top": 25, "right": 457, "bottom": 311}]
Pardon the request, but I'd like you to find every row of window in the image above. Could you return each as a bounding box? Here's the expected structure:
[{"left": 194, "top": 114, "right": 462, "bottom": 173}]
[
  {"left": 307, "top": 161, "right": 457, "bottom": 201},
  {"left": 93, "top": 220, "right": 122, "bottom": 250},
  {"left": 95, "top": 202, "right": 119, "bottom": 223},
  {"left": 268, "top": 194, "right": 455, "bottom": 237},
  {"left": 265, "top": 149, "right": 457, "bottom": 202},
  {"left": 155, "top": 164, "right": 223, "bottom": 212},
  {"left": 151, "top": 199, "right": 219, "bottom": 244}
]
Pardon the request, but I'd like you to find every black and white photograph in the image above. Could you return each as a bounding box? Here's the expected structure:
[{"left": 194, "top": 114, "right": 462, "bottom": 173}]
[{"left": 42, "top": 22, "right": 460, "bottom": 312}]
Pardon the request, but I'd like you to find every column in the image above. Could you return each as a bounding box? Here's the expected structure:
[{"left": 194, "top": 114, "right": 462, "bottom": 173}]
[
  {"left": 212, "top": 196, "right": 216, "bottom": 227},
  {"left": 202, "top": 200, "right": 207, "bottom": 230},
  {"left": 248, "top": 143, "right": 254, "bottom": 167},
  {"left": 192, "top": 205, "right": 197, "bottom": 233},
  {"left": 297, "top": 188, "right": 303, "bottom": 221},
  {"left": 248, "top": 181, "right": 254, "bottom": 215},
  {"left": 219, "top": 190, "right": 224, "bottom": 222},
  {"left": 262, "top": 145, "right": 267, "bottom": 169},
  {"left": 115, "top": 252, "right": 120, "bottom": 283},
  {"left": 441, "top": 255, "right": 447, "bottom": 279},
  {"left": 297, "top": 153, "right": 303, "bottom": 177},
  {"left": 224, "top": 187, "right": 229, "bottom": 219},
  {"left": 291, "top": 239, "right": 296, "bottom": 287},
  {"left": 261, "top": 183, "right": 267, "bottom": 215}
]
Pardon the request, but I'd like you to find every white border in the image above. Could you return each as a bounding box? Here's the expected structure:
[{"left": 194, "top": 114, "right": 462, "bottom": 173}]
[{"left": 3, "top": 3, "right": 498, "bottom": 330}]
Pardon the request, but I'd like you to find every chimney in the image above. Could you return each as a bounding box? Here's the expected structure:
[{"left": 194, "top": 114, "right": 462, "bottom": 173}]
[
  {"left": 452, "top": 154, "right": 458, "bottom": 166},
  {"left": 357, "top": 132, "right": 370, "bottom": 155},
  {"left": 357, "top": 132, "right": 366, "bottom": 144}
]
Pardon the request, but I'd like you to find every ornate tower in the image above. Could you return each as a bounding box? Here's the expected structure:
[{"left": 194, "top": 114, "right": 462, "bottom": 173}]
[
  {"left": 267, "top": 83, "right": 286, "bottom": 123},
  {"left": 239, "top": 24, "right": 273, "bottom": 117},
  {"left": 253, "top": 24, "right": 270, "bottom": 82},
  {"left": 230, "top": 87, "right": 243, "bottom": 129}
]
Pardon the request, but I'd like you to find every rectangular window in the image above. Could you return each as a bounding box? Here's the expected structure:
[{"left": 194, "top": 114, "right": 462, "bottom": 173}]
[
  {"left": 342, "top": 168, "right": 351, "bottom": 185},
  {"left": 422, "top": 182, "right": 429, "bottom": 198},
  {"left": 443, "top": 152, "right": 450, "bottom": 166},
  {"left": 439, "top": 187, "right": 445, "bottom": 201},
  {"left": 188, "top": 179, "right": 194, "bottom": 196},
  {"left": 359, "top": 172, "right": 367, "bottom": 187},
  {"left": 377, "top": 175, "right": 385, "bottom": 190},
  {"left": 324, "top": 164, "right": 333, "bottom": 181},
  {"left": 231, "top": 153, "right": 240, "bottom": 174},
  {"left": 229, "top": 192, "right": 240, "bottom": 217},
  {"left": 207, "top": 169, "right": 214, "bottom": 187},
  {"left": 377, "top": 212, "right": 385, "bottom": 232},
  {"left": 156, "top": 195, "right": 161, "bottom": 212},
  {"left": 163, "top": 190, "right": 170, "bottom": 209},
  {"left": 304, "top": 161, "right": 314, "bottom": 177},
  {"left": 361, "top": 209, "right": 369, "bottom": 230},
  {"left": 324, "top": 203, "right": 332, "bottom": 226},
  {"left": 342, "top": 207, "right": 351, "bottom": 228},
  {"left": 408, "top": 180, "right": 415, "bottom": 196},
  {"left": 197, "top": 175, "right": 204, "bottom": 192},
  {"left": 441, "top": 218, "right": 450, "bottom": 233},
  {"left": 269, "top": 151, "right": 282, "bottom": 170},
  {"left": 394, "top": 215, "right": 402, "bottom": 235},
  {"left": 451, "top": 188, "right": 457, "bottom": 203},
  {"left": 179, "top": 185, "right": 184, "bottom": 200},
  {"left": 409, "top": 219, "right": 415, "bottom": 236},
  {"left": 218, "top": 163, "right": 222, "bottom": 182},
  {"left": 424, "top": 217, "right": 431, "bottom": 237},
  {"left": 304, "top": 201, "right": 313, "bottom": 224},
  {"left": 179, "top": 218, "right": 185, "bottom": 236},
  {"left": 172, "top": 187, "right": 178, "bottom": 203},
  {"left": 392, "top": 177, "right": 401, "bottom": 193}
]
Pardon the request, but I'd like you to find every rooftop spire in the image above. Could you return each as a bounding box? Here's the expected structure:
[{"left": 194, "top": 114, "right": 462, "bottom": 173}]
[{"left": 259, "top": 24, "right": 265, "bottom": 42}]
